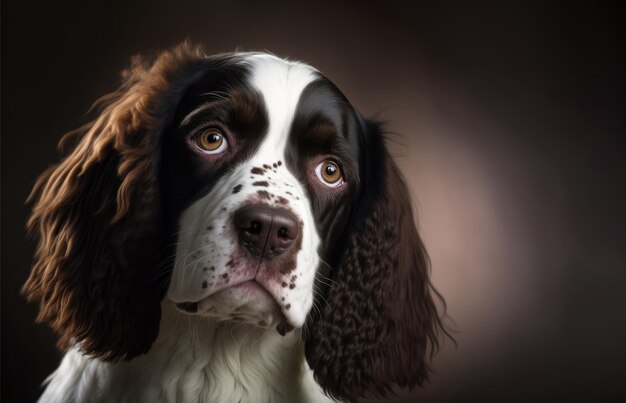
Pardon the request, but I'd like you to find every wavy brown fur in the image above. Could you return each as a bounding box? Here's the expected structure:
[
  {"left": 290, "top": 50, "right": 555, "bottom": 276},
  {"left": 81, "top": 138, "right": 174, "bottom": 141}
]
[
  {"left": 305, "top": 145, "right": 447, "bottom": 402},
  {"left": 22, "top": 43, "right": 213, "bottom": 361}
]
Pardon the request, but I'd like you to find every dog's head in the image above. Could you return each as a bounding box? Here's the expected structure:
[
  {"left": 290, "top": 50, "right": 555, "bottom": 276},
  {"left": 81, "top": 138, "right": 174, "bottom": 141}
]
[{"left": 23, "top": 43, "right": 445, "bottom": 401}]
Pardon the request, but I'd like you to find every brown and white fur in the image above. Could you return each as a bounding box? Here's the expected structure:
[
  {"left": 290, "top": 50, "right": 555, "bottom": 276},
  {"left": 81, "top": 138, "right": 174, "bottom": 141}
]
[{"left": 23, "top": 43, "right": 447, "bottom": 403}]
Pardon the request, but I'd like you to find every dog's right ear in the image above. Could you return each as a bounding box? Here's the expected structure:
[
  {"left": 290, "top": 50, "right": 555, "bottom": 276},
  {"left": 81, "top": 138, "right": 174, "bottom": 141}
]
[
  {"left": 22, "top": 43, "right": 217, "bottom": 361},
  {"left": 305, "top": 121, "right": 449, "bottom": 402}
]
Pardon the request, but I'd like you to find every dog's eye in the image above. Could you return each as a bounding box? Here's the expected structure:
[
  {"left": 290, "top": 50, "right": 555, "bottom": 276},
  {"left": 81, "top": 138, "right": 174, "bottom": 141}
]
[
  {"left": 194, "top": 129, "right": 228, "bottom": 154},
  {"left": 315, "top": 161, "right": 344, "bottom": 188}
]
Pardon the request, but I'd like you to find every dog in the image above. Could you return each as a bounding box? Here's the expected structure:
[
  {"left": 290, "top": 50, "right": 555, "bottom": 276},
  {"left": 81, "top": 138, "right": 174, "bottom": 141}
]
[{"left": 23, "top": 43, "right": 446, "bottom": 402}]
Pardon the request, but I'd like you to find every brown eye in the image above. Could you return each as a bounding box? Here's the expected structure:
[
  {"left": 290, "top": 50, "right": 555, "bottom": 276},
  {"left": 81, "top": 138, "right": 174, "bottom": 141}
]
[
  {"left": 315, "top": 160, "right": 344, "bottom": 188},
  {"left": 194, "top": 129, "right": 228, "bottom": 154}
]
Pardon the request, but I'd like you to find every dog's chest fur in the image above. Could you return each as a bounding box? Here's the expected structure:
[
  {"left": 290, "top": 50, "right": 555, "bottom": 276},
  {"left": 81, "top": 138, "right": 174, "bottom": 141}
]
[{"left": 38, "top": 304, "right": 333, "bottom": 403}]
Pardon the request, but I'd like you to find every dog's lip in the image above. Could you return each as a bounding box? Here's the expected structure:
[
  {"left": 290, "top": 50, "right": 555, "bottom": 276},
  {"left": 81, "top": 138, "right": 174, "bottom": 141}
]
[
  {"left": 276, "top": 319, "right": 295, "bottom": 336},
  {"left": 175, "top": 301, "right": 199, "bottom": 313},
  {"left": 229, "top": 279, "right": 267, "bottom": 293},
  {"left": 173, "top": 280, "right": 298, "bottom": 331},
  {"left": 174, "top": 279, "right": 262, "bottom": 311}
]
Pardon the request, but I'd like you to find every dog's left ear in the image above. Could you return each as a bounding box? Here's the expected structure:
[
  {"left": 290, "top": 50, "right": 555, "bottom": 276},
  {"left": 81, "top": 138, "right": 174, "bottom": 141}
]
[{"left": 305, "top": 122, "right": 447, "bottom": 402}]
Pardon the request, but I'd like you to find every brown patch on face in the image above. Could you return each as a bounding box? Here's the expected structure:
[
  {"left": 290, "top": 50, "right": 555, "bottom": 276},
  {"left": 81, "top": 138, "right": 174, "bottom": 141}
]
[
  {"left": 251, "top": 167, "right": 264, "bottom": 175},
  {"left": 285, "top": 303, "right": 291, "bottom": 310},
  {"left": 263, "top": 164, "right": 270, "bottom": 169},
  {"left": 253, "top": 181, "right": 269, "bottom": 187},
  {"left": 277, "top": 161, "right": 282, "bottom": 166},
  {"left": 289, "top": 283, "right": 295, "bottom": 289},
  {"left": 281, "top": 282, "right": 287, "bottom": 288},
  {"left": 277, "top": 196, "right": 289, "bottom": 205},
  {"left": 233, "top": 184, "right": 243, "bottom": 194},
  {"left": 202, "top": 281, "right": 208, "bottom": 289},
  {"left": 257, "top": 190, "right": 271, "bottom": 200},
  {"left": 272, "top": 163, "right": 277, "bottom": 168},
  {"left": 222, "top": 273, "right": 229, "bottom": 279}
]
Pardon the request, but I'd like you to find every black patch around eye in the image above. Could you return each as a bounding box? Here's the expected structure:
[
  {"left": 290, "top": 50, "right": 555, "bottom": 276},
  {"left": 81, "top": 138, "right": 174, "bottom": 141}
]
[
  {"left": 160, "top": 57, "right": 270, "bottom": 236},
  {"left": 284, "top": 76, "right": 363, "bottom": 262}
]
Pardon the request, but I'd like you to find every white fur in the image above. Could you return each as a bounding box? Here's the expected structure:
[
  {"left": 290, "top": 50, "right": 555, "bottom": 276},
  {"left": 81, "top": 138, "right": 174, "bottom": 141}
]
[{"left": 39, "top": 304, "right": 334, "bottom": 403}]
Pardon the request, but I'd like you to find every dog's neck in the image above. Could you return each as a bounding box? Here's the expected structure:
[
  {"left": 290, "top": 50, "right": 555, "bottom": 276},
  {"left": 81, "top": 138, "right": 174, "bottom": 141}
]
[{"left": 39, "top": 303, "right": 332, "bottom": 403}]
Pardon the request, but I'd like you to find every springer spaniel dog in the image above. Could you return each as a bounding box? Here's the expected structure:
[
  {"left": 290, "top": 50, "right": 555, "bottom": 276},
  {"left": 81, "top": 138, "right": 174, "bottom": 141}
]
[{"left": 23, "top": 43, "right": 446, "bottom": 403}]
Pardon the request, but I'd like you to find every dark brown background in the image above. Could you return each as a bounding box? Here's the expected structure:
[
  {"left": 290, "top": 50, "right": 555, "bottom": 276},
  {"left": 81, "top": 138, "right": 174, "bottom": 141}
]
[{"left": 2, "top": 1, "right": 625, "bottom": 402}]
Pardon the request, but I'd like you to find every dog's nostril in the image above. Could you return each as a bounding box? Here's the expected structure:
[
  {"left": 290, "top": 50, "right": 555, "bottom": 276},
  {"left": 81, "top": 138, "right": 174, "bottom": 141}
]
[
  {"left": 249, "top": 221, "right": 262, "bottom": 234},
  {"left": 277, "top": 227, "right": 289, "bottom": 238}
]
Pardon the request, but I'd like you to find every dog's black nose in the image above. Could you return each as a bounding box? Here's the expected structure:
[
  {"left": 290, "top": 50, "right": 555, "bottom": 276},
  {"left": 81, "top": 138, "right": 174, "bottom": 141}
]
[{"left": 234, "top": 205, "right": 300, "bottom": 258}]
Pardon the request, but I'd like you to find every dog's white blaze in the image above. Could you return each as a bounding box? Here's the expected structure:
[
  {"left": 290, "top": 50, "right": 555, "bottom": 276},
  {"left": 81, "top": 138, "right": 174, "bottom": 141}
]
[{"left": 246, "top": 54, "right": 318, "bottom": 157}]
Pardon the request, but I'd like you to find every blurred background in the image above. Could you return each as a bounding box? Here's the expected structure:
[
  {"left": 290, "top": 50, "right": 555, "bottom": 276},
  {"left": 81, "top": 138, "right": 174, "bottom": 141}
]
[{"left": 2, "top": 1, "right": 624, "bottom": 402}]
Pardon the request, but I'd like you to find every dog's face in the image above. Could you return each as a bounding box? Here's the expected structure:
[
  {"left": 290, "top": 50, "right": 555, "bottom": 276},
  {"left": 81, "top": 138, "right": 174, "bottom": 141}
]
[
  {"left": 23, "top": 44, "right": 445, "bottom": 401},
  {"left": 162, "top": 55, "right": 358, "bottom": 332}
]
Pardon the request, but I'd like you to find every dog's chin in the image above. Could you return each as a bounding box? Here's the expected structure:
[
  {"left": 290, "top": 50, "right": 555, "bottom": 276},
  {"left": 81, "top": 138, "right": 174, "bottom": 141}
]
[{"left": 173, "top": 281, "right": 294, "bottom": 334}]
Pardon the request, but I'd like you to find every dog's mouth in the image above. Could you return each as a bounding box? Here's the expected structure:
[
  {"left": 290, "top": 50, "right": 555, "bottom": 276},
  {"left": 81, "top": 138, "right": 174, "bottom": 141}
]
[
  {"left": 175, "top": 301, "right": 200, "bottom": 313},
  {"left": 174, "top": 280, "right": 269, "bottom": 313},
  {"left": 174, "top": 280, "right": 296, "bottom": 335}
]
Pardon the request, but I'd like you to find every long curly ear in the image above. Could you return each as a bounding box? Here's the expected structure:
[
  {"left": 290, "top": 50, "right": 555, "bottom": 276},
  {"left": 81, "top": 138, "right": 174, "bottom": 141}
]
[
  {"left": 305, "top": 123, "right": 447, "bottom": 402},
  {"left": 22, "top": 43, "right": 211, "bottom": 361}
]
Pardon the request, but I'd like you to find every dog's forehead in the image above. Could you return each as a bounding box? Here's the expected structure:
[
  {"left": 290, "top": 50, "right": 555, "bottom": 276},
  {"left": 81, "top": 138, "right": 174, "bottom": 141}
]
[
  {"left": 240, "top": 53, "right": 319, "bottom": 153},
  {"left": 241, "top": 53, "right": 319, "bottom": 96}
]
